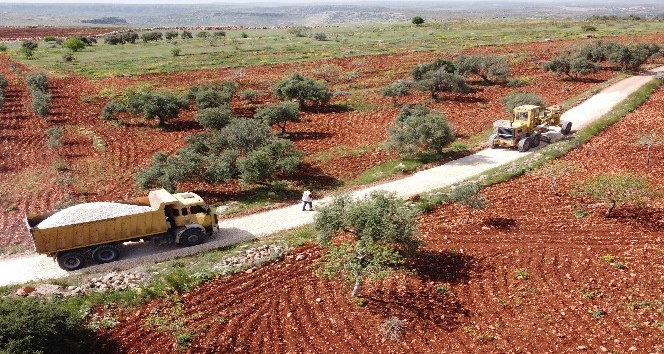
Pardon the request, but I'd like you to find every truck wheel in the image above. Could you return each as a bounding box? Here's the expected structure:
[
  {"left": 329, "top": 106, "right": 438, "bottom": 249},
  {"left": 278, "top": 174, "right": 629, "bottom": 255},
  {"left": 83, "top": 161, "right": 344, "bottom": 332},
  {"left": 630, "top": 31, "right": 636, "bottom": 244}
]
[
  {"left": 178, "top": 228, "right": 205, "bottom": 247},
  {"left": 531, "top": 133, "right": 541, "bottom": 147},
  {"left": 488, "top": 134, "right": 498, "bottom": 148},
  {"left": 92, "top": 244, "right": 120, "bottom": 264},
  {"left": 517, "top": 137, "right": 531, "bottom": 152},
  {"left": 560, "top": 121, "right": 572, "bottom": 135},
  {"left": 57, "top": 252, "right": 86, "bottom": 271}
]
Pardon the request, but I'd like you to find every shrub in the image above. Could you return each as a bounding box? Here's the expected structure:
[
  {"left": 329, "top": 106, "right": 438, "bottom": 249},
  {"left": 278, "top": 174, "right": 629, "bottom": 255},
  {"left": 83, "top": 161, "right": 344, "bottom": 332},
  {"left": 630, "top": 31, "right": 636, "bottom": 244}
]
[
  {"left": 196, "top": 31, "right": 209, "bottom": 38},
  {"left": 213, "top": 30, "right": 226, "bottom": 38},
  {"left": 382, "top": 81, "right": 410, "bottom": 102},
  {"left": 26, "top": 72, "right": 48, "bottom": 93},
  {"left": 273, "top": 72, "right": 332, "bottom": 108},
  {"left": 0, "top": 44, "right": 6, "bottom": 52},
  {"left": 171, "top": 47, "right": 181, "bottom": 57},
  {"left": 44, "top": 36, "right": 57, "bottom": 42},
  {"left": 581, "top": 25, "right": 597, "bottom": 32},
  {"left": 500, "top": 91, "right": 546, "bottom": 114},
  {"left": 100, "top": 101, "right": 126, "bottom": 121},
  {"left": 62, "top": 53, "right": 74, "bottom": 62},
  {"left": 31, "top": 89, "right": 51, "bottom": 117},
  {"left": 507, "top": 76, "right": 531, "bottom": 87},
  {"left": 164, "top": 30, "right": 179, "bottom": 40},
  {"left": 21, "top": 40, "right": 38, "bottom": 51},
  {"left": 62, "top": 37, "right": 85, "bottom": 52},
  {"left": 411, "top": 16, "right": 425, "bottom": 26},
  {"left": 121, "top": 31, "right": 138, "bottom": 44},
  {"left": 381, "top": 317, "right": 406, "bottom": 341},
  {"left": 194, "top": 81, "right": 237, "bottom": 109},
  {"left": 181, "top": 30, "right": 193, "bottom": 39},
  {"left": 0, "top": 297, "right": 92, "bottom": 354},
  {"left": 126, "top": 90, "right": 187, "bottom": 126},
  {"left": 312, "top": 32, "right": 327, "bottom": 41},
  {"left": 45, "top": 126, "right": 63, "bottom": 148},
  {"left": 254, "top": 101, "right": 300, "bottom": 135},
  {"left": 240, "top": 32, "right": 249, "bottom": 39},
  {"left": 239, "top": 88, "right": 262, "bottom": 103},
  {"left": 387, "top": 105, "right": 455, "bottom": 156},
  {"left": 287, "top": 26, "right": 311, "bottom": 37},
  {"left": 141, "top": 31, "right": 163, "bottom": 42},
  {"left": 195, "top": 106, "right": 234, "bottom": 130}
]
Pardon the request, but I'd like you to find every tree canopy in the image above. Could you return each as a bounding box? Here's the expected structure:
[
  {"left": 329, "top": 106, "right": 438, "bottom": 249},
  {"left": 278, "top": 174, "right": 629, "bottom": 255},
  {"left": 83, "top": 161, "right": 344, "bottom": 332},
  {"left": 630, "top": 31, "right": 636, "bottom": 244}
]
[
  {"left": 254, "top": 101, "right": 300, "bottom": 135},
  {"left": 273, "top": 73, "right": 332, "bottom": 108},
  {"left": 387, "top": 105, "right": 455, "bottom": 156},
  {"left": 314, "top": 192, "right": 421, "bottom": 297},
  {"left": 573, "top": 173, "right": 659, "bottom": 217}
]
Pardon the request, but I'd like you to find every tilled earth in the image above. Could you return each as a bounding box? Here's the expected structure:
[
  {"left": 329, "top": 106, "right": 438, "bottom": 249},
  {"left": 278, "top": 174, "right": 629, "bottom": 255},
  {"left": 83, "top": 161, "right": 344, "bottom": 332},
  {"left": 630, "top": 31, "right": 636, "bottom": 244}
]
[
  {"left": 3, "top": 33, "right": 663, "bottom": 249},
  {"left": 92, "top": 75, "right": 664, "bottom": 353},
  {"left": 0, "top": 28, "right": 663, "bottom": 353}
]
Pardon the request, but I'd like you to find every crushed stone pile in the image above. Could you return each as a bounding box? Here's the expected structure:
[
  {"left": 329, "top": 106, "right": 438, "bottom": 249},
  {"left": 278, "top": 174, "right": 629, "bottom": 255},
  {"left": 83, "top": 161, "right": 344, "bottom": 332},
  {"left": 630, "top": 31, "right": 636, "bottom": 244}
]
[{"left": 37, "top": 202, "right": 154, "bottom": 229}]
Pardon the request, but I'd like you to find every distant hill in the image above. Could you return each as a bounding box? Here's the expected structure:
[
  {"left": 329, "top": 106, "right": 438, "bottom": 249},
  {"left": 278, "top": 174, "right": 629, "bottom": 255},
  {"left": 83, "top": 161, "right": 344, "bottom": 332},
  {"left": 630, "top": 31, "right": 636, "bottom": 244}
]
[
  {"left": 0, "top": 1, "right": 662, "bottom": 27},
  {"left": 81, "top": 17, "right": 127, "bottom": 25}
]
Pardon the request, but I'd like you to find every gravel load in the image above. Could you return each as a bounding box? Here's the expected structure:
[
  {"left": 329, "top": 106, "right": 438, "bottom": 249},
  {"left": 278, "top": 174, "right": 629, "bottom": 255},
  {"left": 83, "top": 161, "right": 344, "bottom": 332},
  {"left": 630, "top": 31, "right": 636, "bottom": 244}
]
[{"left": 37, "top": 202, "right": 155, "bottom": 229}]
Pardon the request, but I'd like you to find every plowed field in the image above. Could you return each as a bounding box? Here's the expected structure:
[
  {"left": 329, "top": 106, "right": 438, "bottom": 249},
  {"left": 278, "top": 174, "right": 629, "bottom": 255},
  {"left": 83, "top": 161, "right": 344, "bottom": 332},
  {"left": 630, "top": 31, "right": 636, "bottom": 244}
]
[
  {"left": 93, "top": 66, "right": 664, "bottom": 354},
  {"left": 1, "top": 33, "right": 663, "bottom": 252}
]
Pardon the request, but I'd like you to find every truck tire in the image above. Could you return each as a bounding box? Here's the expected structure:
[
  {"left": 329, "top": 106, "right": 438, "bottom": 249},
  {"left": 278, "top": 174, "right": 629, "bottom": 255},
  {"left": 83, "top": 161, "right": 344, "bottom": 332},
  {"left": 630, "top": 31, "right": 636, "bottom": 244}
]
[
  {"left": 57, "top": 251, "right": 86, "bottom": 271},
  {"left": 92, "top": 244, "right": 120, "bottom": 264},
  {"left": 517, "top": 137, "right": 531, "bottom": 152},
  {"left": 560, "top": 120, "right": 572, "bottom": 135},
  {"left": 488, "top": 134, "right": 498, "bottom": 148},
  {"left": 178, "top": 228, "right": 205, "bottom": 247},
  {"left": 531, "top": 133, "right": 541, "bottom": 147}
]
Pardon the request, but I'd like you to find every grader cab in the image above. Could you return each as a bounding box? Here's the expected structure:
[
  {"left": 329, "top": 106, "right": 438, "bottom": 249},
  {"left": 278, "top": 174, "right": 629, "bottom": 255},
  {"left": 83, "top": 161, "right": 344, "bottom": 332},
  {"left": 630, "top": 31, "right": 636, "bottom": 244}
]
[{"left": 488, "top": 104, "right": 572, "bottom": 152}]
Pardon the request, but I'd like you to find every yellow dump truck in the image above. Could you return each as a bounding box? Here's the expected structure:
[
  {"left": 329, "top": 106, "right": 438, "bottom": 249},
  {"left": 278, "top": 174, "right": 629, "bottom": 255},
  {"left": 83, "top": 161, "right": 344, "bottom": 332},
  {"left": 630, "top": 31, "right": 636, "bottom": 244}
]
[{"left": 25, "top": 189, "right": 218, "bottom": 271}]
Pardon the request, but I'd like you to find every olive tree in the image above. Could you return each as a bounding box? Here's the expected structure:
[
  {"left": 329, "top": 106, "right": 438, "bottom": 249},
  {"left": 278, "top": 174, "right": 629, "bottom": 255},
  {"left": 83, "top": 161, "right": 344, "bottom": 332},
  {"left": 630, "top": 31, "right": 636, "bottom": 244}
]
[
  {"left": 254, "top": 101, "right": 300, "bottom": 135},
  {"left": 195, "top": 106, "right": 234, "bottom": 130},
  {"left": 636, "top": 132, "right": 664, "bottom": 165},
  {"left": 411, "top": 16, "right": 424, "bottom": 26},
  {"left": 448, "top": 183, "right": 487, "bottom": 223},
  {"left": 455, "top": 55, "right": 509, "bottom": 84},
  {"left": 273, "top": 73, "right": 332, "bottom": 108},
  {"left": 62, "top": 37, "right": 85, "bottom": 52},
  {"left": 387, "top": 105, "right": 455, "bottom": 156},
  {"left": 314, "top": 192, "right": 421, "bottom": 298},
  {"left": 0, "top": 297, "right": 92, "bottom": 354},
  {"left": 573, "top": 173, "right": 659, "bottom": 217},
  {"left": 126, "top": 90, "right": 188, "bottom": 126},
  {"left": 500, "top": 91, "right": 546, "bottom": 114},
  {"left": 543, "top": 55, "right": 599, "bottom": 80},
  {"left": 381, "top": 81, "right": 410, "bottom": 103},
  {"left": 414, "top": 66, "right": 469, "bottom": 100},
  {"left": 193, "top": 81, "right": 237, "bottom": 109},
  {"left": 536, "top": 161, "right": 579, "bottom": 195}
]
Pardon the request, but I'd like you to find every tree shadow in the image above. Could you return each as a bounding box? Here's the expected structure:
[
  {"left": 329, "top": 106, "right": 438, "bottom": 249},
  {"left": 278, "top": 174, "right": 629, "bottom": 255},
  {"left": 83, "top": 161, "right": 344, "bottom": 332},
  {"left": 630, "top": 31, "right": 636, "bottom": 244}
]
[
  {"left": 163, "top": 120, "right": 201, "bottom": 132},
  {"left": 360, "top": 249, "right": 479, "bottom": 330},
  {"left": 610, "top": 207, "right": 664, "bottom": 231},
  {"left": 304, "top": 104, "right": 352, "bottom": 114},
  {"left": 483, "top": 217, "right": 518, "bottom": 230},
  {"left": 290, "top": 162, "right": 343, "bottom": 190},
  {"left": 288, "top": 131, "right": 333, "bottom": 142}
]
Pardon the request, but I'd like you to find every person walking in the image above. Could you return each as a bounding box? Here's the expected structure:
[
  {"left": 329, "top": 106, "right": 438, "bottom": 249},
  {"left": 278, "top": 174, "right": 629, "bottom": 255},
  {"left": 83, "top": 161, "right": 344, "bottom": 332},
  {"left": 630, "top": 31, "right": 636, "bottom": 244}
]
[{"left": 301, "top": 188, "right": 314, "bottom": 211}]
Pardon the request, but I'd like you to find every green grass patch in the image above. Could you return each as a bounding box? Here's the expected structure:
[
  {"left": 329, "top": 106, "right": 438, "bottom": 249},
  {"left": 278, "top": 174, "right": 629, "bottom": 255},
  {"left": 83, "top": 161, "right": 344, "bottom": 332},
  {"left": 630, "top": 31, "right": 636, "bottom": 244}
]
[{"left": 6, "top": 19, "right": 664, "bottom": 78}]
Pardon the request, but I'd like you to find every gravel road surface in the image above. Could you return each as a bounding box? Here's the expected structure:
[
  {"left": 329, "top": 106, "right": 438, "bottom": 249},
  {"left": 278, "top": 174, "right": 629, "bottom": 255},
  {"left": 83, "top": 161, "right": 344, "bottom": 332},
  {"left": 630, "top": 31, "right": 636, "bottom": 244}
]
[{"left": 1, "top": 67, "right": 661, "bottom": 287}]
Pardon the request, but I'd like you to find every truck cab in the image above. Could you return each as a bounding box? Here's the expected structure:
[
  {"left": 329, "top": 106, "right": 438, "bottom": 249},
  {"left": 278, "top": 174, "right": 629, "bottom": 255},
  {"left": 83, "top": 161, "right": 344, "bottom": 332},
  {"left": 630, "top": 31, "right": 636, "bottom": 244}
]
[{"left": 150, "top": 189, "right": 218, "bottom": 234}]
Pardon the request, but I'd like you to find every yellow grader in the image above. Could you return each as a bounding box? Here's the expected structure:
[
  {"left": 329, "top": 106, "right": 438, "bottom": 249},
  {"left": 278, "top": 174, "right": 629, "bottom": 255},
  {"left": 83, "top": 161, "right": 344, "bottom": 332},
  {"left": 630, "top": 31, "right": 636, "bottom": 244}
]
[{"left": 488, "top": 104, "right": 572, "bottom": 152}]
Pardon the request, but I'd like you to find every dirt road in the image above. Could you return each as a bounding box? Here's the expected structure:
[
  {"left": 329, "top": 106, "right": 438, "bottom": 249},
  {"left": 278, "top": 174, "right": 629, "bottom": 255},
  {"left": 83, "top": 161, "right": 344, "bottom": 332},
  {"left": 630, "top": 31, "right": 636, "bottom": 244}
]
[{"left": 1, "top": 67, "right": 661, "bottom": 287}]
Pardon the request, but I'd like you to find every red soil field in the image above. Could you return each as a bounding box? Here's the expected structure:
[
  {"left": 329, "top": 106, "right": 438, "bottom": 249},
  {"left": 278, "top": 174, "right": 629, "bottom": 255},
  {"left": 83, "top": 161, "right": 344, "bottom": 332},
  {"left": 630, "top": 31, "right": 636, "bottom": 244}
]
[
  {"left": 0, "top": 33, "right": 662, "bottom": 251},
  {"left": 93, "top": 64, "right": 664, "bottom": 354}
]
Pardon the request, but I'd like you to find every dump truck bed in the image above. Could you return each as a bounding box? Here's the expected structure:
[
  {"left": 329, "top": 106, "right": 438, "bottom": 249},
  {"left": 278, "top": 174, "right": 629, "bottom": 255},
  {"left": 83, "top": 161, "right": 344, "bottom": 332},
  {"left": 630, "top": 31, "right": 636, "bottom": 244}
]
[{"left": 27, "top": 204, "right": 169, "bottom": 255}]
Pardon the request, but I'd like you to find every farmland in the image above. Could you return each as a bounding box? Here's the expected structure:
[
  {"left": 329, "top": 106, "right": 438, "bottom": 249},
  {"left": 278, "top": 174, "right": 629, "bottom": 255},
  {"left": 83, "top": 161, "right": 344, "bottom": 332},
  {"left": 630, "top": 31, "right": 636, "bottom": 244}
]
[{"left": 0, "top": 15, "right": 663, "bottom": 353}]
